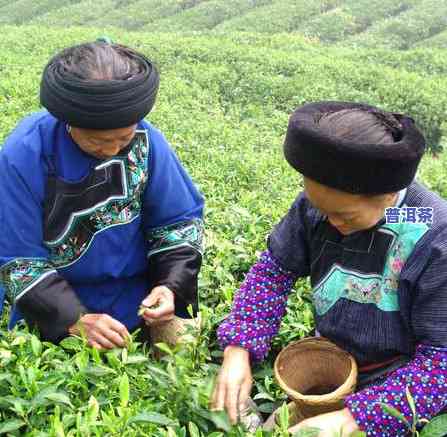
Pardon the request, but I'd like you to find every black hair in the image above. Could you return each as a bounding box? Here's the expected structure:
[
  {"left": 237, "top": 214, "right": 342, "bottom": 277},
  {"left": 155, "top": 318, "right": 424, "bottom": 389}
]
[
  {"left": 54, "top": 42, "right": 145, "bottom": 81},
  {"left": 317, "top": 108, "right": 403, "bottom": 145}
]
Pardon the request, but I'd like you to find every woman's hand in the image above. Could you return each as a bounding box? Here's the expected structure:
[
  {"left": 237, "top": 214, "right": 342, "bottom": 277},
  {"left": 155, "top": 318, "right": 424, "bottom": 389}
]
[
  {"left": 211, "top": 346, "right": 253, "bottom": 424},
  {"left": 68, "top": 313, "right": 130, "bottom": 349},
  {"left": 289, "top": 408, "right": 359, "bottom": 436},
  {"left": 140, "top": 286, "right": 175, "bottom": 326}
]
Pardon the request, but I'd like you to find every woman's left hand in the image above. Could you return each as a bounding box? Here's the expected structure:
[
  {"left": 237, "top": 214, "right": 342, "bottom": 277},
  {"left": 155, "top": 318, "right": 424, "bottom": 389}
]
[
  {"left": 289, "top": 408, "right": 359, "bottom": 436},
  {"left": 140, "top": 286, "right": 175, "bottom": 326}
]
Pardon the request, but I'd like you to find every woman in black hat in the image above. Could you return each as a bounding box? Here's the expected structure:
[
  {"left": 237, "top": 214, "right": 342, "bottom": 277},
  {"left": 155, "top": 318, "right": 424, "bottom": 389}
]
[
  {"left": 0, "top": 40, "right": 204, "bottom": 349},
  {"left": 212, "top": 102, "right": 447, "bottom": 436}
]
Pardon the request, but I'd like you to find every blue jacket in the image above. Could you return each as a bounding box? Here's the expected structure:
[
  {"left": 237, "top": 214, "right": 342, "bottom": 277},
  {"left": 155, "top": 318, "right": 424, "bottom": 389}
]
[{"left": 0, "top": 111, "right": 204, "bottom": 340}]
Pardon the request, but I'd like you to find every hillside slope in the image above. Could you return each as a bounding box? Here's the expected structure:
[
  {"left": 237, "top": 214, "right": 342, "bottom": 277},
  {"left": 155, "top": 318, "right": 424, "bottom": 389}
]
[
  {"left": 0, "top": 0, "right": 443, "bottom": 48},
  {"left": 0, "top": 25, "right": 445, "bottom": 150}
]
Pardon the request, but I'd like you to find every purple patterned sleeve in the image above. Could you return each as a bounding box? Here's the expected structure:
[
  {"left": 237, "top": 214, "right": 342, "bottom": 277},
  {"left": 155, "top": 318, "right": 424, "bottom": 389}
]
[
  {"left": 217, "top": 250, "right": 298, "bottom": 362},
  {"left": 346, "top": 344, "right": 447, "bottom": 436}
]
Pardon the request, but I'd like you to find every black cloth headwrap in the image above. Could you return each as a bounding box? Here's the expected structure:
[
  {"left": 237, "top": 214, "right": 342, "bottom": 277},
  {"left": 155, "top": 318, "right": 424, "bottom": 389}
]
[
  {"left": 40, "top": 50, "right": 159, "bottom": 130},
  {"left": 283, "top": 101, "right": 426, "bottom": 195}
]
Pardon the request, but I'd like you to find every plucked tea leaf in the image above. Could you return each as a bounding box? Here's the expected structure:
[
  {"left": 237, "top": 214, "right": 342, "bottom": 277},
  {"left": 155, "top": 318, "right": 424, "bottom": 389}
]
[
  {"left": 405, "top": 386, "right": 417, "bottom": 418},
  {"left": 379, "top": 403, "right": 410, "bottom": 428}
]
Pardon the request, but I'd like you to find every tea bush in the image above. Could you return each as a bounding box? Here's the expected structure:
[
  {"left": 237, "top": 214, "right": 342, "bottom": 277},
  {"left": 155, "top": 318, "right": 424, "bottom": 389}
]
[
  {"left": 72, "top": 0, "right": 206, "bottom": 30},
  {"left": 213, "top": 0, "right": 339, "bottom": 34},
  {"left": 1, "top": 0, "right": 445, "bottom": 49},
  {"left": 346, "top": 0, "right": 447, "bottom": 49},
  {"left": 0, "top": 0, "right": 77, "bottom": 25},
  {"left": 142, "top": 0, "right": 272, "bottom": 32}
]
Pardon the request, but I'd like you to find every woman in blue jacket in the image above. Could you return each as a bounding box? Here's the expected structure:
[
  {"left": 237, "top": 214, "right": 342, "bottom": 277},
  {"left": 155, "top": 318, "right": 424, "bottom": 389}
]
[{"left": 0, "top": 40, "right": 204, "bottom": 349}]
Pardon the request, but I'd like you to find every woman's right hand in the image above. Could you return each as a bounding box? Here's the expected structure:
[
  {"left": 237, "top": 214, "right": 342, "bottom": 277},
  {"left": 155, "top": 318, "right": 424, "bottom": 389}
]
[
  {"left": 211, "top": 345, "right": 253, "bottom": 424},
  {"left": 68, "top": 313, "right": 130, "bottom": 349}
]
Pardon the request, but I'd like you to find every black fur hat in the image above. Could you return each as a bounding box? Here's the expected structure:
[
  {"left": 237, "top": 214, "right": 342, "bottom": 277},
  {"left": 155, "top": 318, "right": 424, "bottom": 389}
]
[{"left": 283, "top": 101, "right": 426, "bottom": 195}]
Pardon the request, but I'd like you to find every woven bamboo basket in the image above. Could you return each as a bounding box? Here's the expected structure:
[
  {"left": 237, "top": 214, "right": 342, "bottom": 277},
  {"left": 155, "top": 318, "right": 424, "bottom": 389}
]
[{"left": 274, "top": 337, "right": 358, "bottom": 420}]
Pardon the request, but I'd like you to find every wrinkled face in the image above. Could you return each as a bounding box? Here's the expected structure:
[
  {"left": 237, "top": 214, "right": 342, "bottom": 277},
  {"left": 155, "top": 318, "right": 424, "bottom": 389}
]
[
  {"left": 303, "top": 177, "right": 397, "bottom": 235},
  {"left": 70, "top": 124, "right": 137, "bottom": 159}
]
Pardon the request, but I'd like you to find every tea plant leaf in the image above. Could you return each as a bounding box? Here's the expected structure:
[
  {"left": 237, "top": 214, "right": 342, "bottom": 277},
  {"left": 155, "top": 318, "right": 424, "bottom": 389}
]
[
  {"left": 379, "top": 403, "right": 410, "bottom": 429},
  {"left": 292, "top": 427, "right": 321, "bottom": 437},
  {"left": 87, "top": 395, "right": 100, "bottom": 422},
  {"left": 59, "top": 336, "right": 82, "bottom": 351},
  {"left": 30, "top": 335, "right": 42, "bottom": 357},
  {"left": 126, "top": 354, "right": 148, "bottom": 365},
  {"left": 121, "top": 347, "right": 128, "bottom": 364},
  {"left": 188, "top": 422, "right": 201, "bottom": 437},
  {"left": 278, "top": 402, "right": 289, "bottom": 431},
  {"left": 0, "top": 419, "right": 25, "bottom": 434},
  {"left": 128, "top": 411, "right": 176, "bottom": 426},
  {"left": 11, "top": 336, "right": 27, "bottom": 346},
  {"left": 84, "top": 365, "right": 116, "bottom": 377},
  {"left": 31, "top": 385, "right": 63, "bottom": 408},
  {"left": 166, "top": 428, "right": 178, "bottom": 437},
  {"left": 0, "top": 349, "right": 12, "bottom": 360},
  {"left": 146, "top": 365, "right": 170, "bottom": 378},
  {"left": 257, "top": 402, "right": 276, "bottom": 413},
  {"left": 119, "top": 373, "right": 130, "bottom": 408},
  {"left": 155, "top": 342, "right": 174, "bottom": 356},
  {"left": 420, "top": 414, "right": 447, "bottom": 437},
  {"left": 253, "top": 392, "right": 275, "bottom": 401},
  {"left": 208, "top": 410, "right": 232, "bottom": 432},
  {"left": 45, "top": 392, "right": 74, "bottom": 409},
  {"left": 105, "top": 351, "right": 122, "bottom": 369}
]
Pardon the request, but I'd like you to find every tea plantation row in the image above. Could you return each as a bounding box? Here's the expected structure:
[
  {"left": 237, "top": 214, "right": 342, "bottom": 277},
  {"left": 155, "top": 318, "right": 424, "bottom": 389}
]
[{"left": 0, "top": 0, "right": 446, "bottom": 49}]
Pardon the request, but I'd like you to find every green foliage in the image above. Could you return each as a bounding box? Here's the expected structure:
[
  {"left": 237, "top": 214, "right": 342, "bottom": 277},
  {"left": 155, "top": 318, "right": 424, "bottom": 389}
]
[
  {"left": 346, "top": 0, "right": 447, "bottom": 49},
  {"left": 215, "top": 0, "right": 340, "bottom": 34},
  {"left": 0, "top": 0, "right": 445, "bottom": 49},
  {"left": 145, "top": 0, "right": 272, "bottom": 32},
  {"left": 29, "top": 0, "right": 130, "bottom": 27},
  {"left": 87, "top": 0, "right": 207, "bottom": 30},
  {"left": 420, "top": 414, "right": 447, "bottom": 437},
  {"left": 0, "top": 0, "right": 82, "bottom": 25},
  {"left": 296, "top": 0, "right": 419, "bottom": 43},
  {"left": 0, "top": 13, "right": 446, "bottom": 436}
]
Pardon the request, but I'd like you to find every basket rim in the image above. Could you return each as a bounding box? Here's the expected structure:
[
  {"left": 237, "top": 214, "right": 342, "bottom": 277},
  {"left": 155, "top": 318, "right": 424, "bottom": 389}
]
[{"left": 274, "top": 337, "right": 358, "bottom": 403}]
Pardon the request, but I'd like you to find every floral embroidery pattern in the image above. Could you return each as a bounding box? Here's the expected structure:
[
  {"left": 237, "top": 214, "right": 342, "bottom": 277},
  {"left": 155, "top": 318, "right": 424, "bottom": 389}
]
[
  {"left": 313, "top": 222, "right": 429, "bottom": 315},
  {"left": 146, "top": 218, "right": 204, "bottom": 257},
  {"left": 0, "top": 258, "right": 56, "bottom": 302}
]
